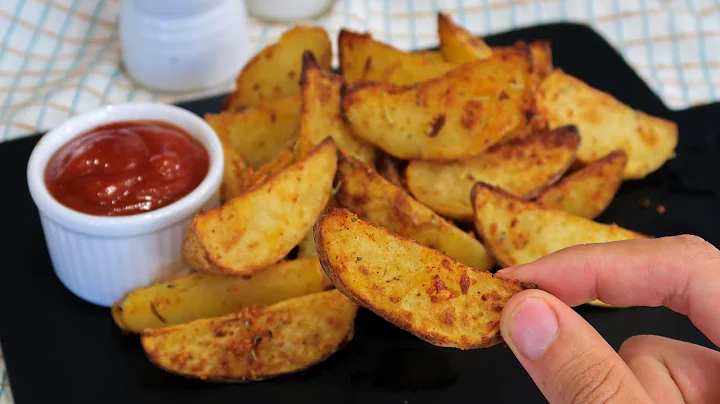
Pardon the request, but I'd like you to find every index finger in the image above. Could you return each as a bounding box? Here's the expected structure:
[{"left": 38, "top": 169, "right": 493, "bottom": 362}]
[{"left": 496, "top": 235, "right": 720, "bottom": 346}]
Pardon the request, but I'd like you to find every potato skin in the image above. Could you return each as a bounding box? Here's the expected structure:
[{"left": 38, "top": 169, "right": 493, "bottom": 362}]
[
  {"left": 225, "top": 26, "right": 331, "bottom": 111},
  {"left": 536, "top": 70, "right": 677, "bottom": 179},
  {"left": 112, "top": 258, "right": 333, "bottom": 333},
  {"left": 182, "top": 139, "right": 337, "bottom": 276},
  {"left": 406, "top": 126, "right": 579, "bottom": 221},
  {"left": 536, "top": 149, "right": 628, "bottom": 219},
  {"left": 342, "top": 51, "right": 536, "bottom": 161},
  {"left": 472, "top": 182, "right": 646, "bottom": 268},
  {"left": 314, "top": 208, "right": 534, "bottom": 350},
  {"left": 141, "top": 290, "right": 357, "bottom": 382},
  {"left": 335, "top": 152, "right": 494, "bottom": 270}
]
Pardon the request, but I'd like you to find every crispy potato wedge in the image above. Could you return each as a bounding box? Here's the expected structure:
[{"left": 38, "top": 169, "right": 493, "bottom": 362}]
[
  {"left": 342, "top": 52, "right": 535, "bottom": 160},
  {"left": 335, "top": 154, "right": 494, "bottom": 270},
  {"left": 142, "top": 290, "right": 357, "bottom": 381},
  {"left": 112, "top": 258, "right": 332, "bottom": 333},
  {"left": 437, "top": 13, "right": 492, "bottom": 63},
  {"left": 315, "top": 209, "right": 533, "bottom": 349},
  {"left": 182, "top": 139, "right": 337, "bottom": 276},
  {"left": 536, "top": 70, "right": 678, "bottom": 179},
  {"left": 205, "top": 95, "right": 301, "bottom": 169},
  {"left": 339, "top": 29, "right": 456, "bottom": 85},
  {"left": 472, "top": 183, "right": 646, "bottom": 268},
  {"left": 296, "top": 52, "right": 376, "bottom": 164},
  {"left": 536, "top": 150, "right": 627, "bottom": 219},
  {"left": 218, "top": 134, "right": 248, "bottom": 203},
  {"left": 225, "top": 26, "right": 331, "bottom": 111},
  {"left": 406, "top": 126, "right": 580, "bottom": 221}
]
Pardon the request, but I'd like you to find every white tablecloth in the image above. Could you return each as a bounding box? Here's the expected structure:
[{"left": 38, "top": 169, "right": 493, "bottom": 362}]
[{"left": 2, "top": 0, "right": 720, "bottom": 402}]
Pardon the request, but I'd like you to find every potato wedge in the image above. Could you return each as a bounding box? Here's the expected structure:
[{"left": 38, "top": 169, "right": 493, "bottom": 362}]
[
  {"left": 225, "top": 26, "right": 331, "bottom": 111},
  {"left": 335, "top": 153, "right": 494, "bottom": 270},
  {"left": 296, "top": 52, "right": 376, "bottom": 165},
  {"left": 142, "top": 290, "right": 357, "bottom": 381},
  {"left": 342, "top": 52, "right": 535, "bottom": 160},
  {"left": 493, "top": 41, "right": 553, "bottom": 85},
  {"left": 315, "top": 209, "right": 533, "bottom": 349},
  {"left": 218, "top": 134, "right": 248, "bottom": 203},
  {"left": 339, "top": 29, "right": 456, "bottom": 85},
  {"left": 205, "top": 95, "right": 301, "bottom": 169},
  {"left": 406, "top": 126, "right": 579, "bottom": 221},
  {"left": 182, "top": 139, "right": 337, "bottom": 276},
  {"left": 112, "top": 258, "right": 332, "bottom": 333},
  {"left": 472, "top": 183, "right": 646, "bottom": 268},
  {"left": 536, "top": 150, "right": 627, "bottom": 219},
  {"left": 536, "top": 70, "right": 678, "bottom": 179},
  {"left": 437, "top": 12, "right": 492, "bottom": 63}
]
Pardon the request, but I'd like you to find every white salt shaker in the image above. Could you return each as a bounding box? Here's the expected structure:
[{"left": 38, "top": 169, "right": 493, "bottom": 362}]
[{"left": 120, "top": 0, "right": 249, "bottom": 93}]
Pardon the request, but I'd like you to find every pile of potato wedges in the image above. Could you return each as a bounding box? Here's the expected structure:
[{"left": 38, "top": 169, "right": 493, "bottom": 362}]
[{"left": 113, "top": 13, "right": 677, "bottom": 382}]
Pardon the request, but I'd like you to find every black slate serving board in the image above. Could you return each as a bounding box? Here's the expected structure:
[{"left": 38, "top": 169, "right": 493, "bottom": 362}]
[{"left": 0, "top": 23, "right": 718, "bottom": 404}]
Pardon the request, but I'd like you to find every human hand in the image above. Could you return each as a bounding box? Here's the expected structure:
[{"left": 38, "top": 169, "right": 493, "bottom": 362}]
[{"left": 496, "top": 235, "right": 720, "bottom": 403}]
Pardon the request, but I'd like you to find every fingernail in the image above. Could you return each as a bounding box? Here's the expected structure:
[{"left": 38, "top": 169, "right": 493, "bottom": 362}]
[
  {"left": 496, "top": 264, "right": 523, "bottom": 277},
  {"left": 508, "top": 297, "right": 558, "bottom": 361}
]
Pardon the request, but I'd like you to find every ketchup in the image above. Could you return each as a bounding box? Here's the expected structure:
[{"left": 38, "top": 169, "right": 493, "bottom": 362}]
[{"left": 45, "top": 120, "right": 209, "bottom": 216}]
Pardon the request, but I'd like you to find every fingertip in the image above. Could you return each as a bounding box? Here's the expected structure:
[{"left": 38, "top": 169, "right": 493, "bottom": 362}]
[{"left": 501, "top": 289, "right": 560, "bottom": 361}]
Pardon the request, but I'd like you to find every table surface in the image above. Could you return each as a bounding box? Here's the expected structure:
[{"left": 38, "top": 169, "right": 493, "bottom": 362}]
[{"left": 2, "top": 1, "right": 720, "bottom": 403}]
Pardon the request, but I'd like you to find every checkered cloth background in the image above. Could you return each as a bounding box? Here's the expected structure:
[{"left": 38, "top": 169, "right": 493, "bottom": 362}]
[{"left": 1, "top": 0, "right": 719, "bottom": 401}]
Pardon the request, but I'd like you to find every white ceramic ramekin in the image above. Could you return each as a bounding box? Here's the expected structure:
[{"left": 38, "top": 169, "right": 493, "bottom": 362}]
[{"left": 27, "top": 103, "right": 224, "bottom": 307}]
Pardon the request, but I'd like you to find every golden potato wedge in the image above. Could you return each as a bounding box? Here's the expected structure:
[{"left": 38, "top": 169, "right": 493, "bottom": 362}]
[
  {"left": 218, "top": 134, "right": 248, "bottom": 203},
  {"left": 338, "top": 29, "right": 456, "bottom": 85},
  {"left": 225, "top": 26, "right": 331, "bottom": 111},
  {"left": 536, "top": 70, "right": 678, "bottom": 179},
  {"left": 112, "top": 258, "right": 332, "bottom": 333},
  {"left": 142, "top": 290, "right": 357, "bottom": 381},
  {"left": 472, "top": 183, "right": 646, "bottom": 268},
  {"left": 437, "top": 12, "right": 492, "bottom": 63},
  {"left": 406, "top": 126, "right": 579, "bottom": 221},
  {"left": 342, "top": 52, "right": 535, "bottom": 160},
  {"left": 182, "top": 139, "right": 337, "bottom": 276},
  {"left": 315, "top": 209, "right": 533, "bottom": 349},
  {"left": 335, "top": 154, "right": 494, "bottom": 270},
  {"left": 296, "top": 52, "right": 376, "bottom": 165},
  {"left": 536, "top": 150, "right": 627, "bottom": 219},
  {"left": 205, "top": 95, "right": 301, "bottom": 169}
]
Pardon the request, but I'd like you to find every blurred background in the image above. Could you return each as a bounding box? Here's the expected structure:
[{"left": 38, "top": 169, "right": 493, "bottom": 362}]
[
  {"left": 0, "top": 0, "right": 719, "bottom": 143},
  {"left": 0, "top": 0, "right": 719, "bottom": 402}
]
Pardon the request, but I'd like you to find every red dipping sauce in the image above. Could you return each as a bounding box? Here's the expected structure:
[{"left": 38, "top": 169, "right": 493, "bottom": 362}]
[{"left": 45, "top": 120, "right": 209, "bottom": 216}]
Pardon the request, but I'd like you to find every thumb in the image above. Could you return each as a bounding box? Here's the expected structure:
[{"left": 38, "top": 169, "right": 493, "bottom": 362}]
[{"left": 500, "top": 289, "right": 653, "bottom": 404}]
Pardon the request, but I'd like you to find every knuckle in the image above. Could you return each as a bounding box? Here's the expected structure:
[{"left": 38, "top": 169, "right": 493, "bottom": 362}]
[
  {"left": 551, "top": 353, "right": 627, "bottom": 404},
  {"left": 674, "top": 235, "right": 720, "bottom": 259}
]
